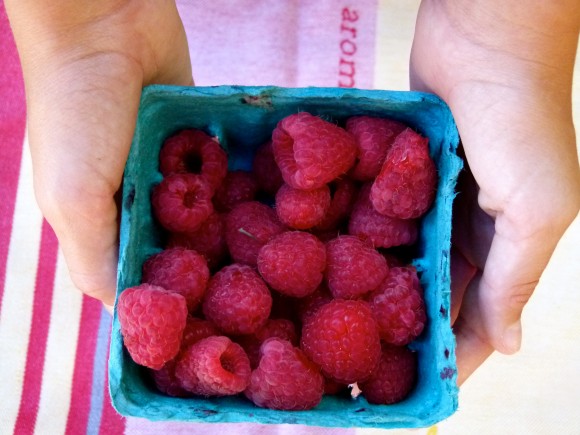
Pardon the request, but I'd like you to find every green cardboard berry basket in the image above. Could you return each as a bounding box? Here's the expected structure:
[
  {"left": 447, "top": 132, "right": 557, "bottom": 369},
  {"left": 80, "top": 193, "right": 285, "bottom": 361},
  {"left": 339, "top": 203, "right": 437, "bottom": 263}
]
[{"left": 110, "top": 85, "right": 462, "bottom": 429}]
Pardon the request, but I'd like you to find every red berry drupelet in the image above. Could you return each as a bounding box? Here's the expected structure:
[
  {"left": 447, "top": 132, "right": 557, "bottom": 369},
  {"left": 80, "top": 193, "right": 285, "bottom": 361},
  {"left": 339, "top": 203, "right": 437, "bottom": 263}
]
[
  {"left": 202, "top": 264, "right": 272, "bottom": 335},
  {"left": 252, "top": 141, "right": 284, "bottom": 195},
  {"left": 371, "top": 128, "right": 437, "bottom": 219},
  {"left": 271, "top": 112, "right": 357, "bottom": 190},
  {"left": 117, "top": 284, "right": 188, "bottom": 370},
  {"left": 151, "top": 317, "right": 220, "bottom": 397},
  {"left": 180, "top": 317, "right": 221, "bottom": 349},
  {"left": 359, "top": 344, "right": 417, "bottom": 405},
  {"left": 301, "top": 299, "right": 381, "bottom": 384},
  {"left": 175, "top": 336, "right": 251, "bottom": 396},
  {"left": 346, "top": 116, "right": 407, "bottom": 181},
  {"left": 151, "top": 173, "right": 214, "bottom": 233},
  {"left": 348, "top": 183, "right": 418, "bottom": 249},
  {"left": 275, "top": 183, "right": 331, "bottom": 230},
  {"left": 245, "top": 338, "right": 325, "bottom": 410},
  {"left": 150, "top": 359, "right": 190, "bottom": 398},
  {"left": 367, "top": 266, "right": 426, "bottom": 345},
  {"left": 225, "top": 201, "right": 286, "bottom": 267},
  {"left": 325, "top": 235, "right": 389, "bottom": 300},
  {"left": 141, "top": 247, "right": 210, "bottom": 312},
  {"left": 296, "top": 284, "right": 333, "bottom": 324},
  {"left": 158, "top": 129, "right": 228, "bottom": 191},
  {"left": 236, "top": 318, "right": 299, "bottom": 369},
  {"left": 213, "top": 170, "right": 258, "bottom": 212},
  {"left": 257, "top": 231, "right": 326, "bottom": 298},
  {"left": 166, "top": 212, "right": 228, "bottom": 270},
  {"left": 314, "top": 177, "right": 358, "bottom": 232}
]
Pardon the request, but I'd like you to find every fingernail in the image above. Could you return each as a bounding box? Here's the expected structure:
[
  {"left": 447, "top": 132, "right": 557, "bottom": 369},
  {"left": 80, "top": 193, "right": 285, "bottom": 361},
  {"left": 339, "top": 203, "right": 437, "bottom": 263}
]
[{"left": 502, "top": 321, "right": 522, "bottom": 354}]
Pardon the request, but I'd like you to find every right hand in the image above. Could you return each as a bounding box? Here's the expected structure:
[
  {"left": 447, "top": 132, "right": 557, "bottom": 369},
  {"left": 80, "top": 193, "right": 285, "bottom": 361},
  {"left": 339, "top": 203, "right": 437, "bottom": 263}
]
[{"left": 5, "top": 0, "right": 193, "bottom": 309}]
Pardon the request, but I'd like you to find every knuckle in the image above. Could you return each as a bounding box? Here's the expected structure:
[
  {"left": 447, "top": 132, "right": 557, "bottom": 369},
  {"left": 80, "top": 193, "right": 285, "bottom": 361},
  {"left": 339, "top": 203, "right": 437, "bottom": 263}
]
[
  {"left": 34, "top": 174, "right": 116, "bottom": 233},
  {"left": 503, "top": 191, "right": 580, "bottom": 242},
  {"left": 70, "top": 272, "right": 115, "bottom": 305},
  {"left": 505, "top": 281, "right": 537, "bottom": 311}
]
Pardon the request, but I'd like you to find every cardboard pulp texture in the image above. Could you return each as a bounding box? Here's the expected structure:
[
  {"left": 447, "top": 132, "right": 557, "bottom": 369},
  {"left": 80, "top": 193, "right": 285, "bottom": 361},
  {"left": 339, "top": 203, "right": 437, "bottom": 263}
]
[{"left": 110, "top": 85, "right": 462, "bottom": 429}]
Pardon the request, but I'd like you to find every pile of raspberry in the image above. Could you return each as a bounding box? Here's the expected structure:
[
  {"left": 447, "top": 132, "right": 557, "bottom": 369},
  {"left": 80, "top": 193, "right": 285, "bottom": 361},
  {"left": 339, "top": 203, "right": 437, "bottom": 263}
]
[{"left": 117, "top": 112, "right": 437, "bottom": 411}]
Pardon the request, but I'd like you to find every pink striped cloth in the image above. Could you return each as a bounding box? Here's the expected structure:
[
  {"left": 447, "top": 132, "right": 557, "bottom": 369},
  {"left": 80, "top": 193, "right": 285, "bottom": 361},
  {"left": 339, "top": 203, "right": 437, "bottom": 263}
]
[{"left": 0, "top": 1, "right": 379, "bottom": 434}]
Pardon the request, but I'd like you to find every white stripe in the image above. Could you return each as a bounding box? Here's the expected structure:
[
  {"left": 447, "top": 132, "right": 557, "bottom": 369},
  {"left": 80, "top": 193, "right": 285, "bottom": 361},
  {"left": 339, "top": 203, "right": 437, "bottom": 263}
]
[
  {"left": 0, "top": 135, "right": 44, "bottom": 433},
  {"left": 34, "top": 250, "right": 83, "bottom": 435}
]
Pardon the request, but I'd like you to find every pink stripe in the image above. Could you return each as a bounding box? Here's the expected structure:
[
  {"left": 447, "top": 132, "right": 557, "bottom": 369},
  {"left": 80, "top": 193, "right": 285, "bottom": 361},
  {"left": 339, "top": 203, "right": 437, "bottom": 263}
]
[
  {"left": 13, "top": 221, "right": 58, "bottom": 435},
  {"left": 65, "top": 296, "right": 103, "bottom": 435},
  {"left": 0, "top": 1, "right": 27, "bottom": 314},
  {"left": 177, "top": 0, "right": 378, "bottom": 88}
]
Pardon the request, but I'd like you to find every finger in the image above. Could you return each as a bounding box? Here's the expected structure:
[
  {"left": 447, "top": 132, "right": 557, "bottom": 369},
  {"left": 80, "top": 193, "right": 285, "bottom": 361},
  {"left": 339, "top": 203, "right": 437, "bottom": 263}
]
[
  {"left": 478, "top": 213, "right": 565, "bottom": 354},
  {"left": 454, "top": 316, "right": 494, "bottom": 386},
  {"left": 449, "top": 247, "right": 478, "bottom": 325},
  {"left": 451, "top": 158, "right": 495, "bottom": 271},
  {"left": 452, "top": 275, "right": 494, "bottom": 386}
]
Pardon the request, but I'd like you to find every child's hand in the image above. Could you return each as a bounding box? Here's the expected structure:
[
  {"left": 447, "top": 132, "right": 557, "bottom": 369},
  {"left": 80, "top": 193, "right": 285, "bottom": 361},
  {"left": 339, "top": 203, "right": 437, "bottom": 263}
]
[
  {"left": 5, "top": 1, "right": 193, "bottom": 308},
  {"left": 410, "top": 0, "right": 580, "bottom": 384}
]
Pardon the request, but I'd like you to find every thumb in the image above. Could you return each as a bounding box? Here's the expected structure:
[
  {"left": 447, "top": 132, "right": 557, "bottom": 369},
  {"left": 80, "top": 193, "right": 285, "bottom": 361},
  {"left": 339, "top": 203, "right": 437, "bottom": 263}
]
[
  {"left": 9, "top": 1, "right": 194, "bottom": 306},
  {"left": 28, "top": 55, "right": 144, "bottom": 305}
]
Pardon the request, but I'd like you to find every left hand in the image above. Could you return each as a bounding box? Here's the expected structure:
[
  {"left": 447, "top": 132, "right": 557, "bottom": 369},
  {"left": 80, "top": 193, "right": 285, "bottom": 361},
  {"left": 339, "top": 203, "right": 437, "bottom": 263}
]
[{"left": 409, "top": 0, "right": 580, "bottom": 385}]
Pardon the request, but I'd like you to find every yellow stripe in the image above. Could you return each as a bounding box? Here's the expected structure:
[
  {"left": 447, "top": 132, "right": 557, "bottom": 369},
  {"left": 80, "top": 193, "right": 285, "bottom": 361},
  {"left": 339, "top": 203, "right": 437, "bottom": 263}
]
[
  {"left": 355, "top": 427, "right": 429, "bottom": 434},
  {"left": 34, "top": 250, "right": 83, "bottom": 435},
  {"left": 0, "top": 135, "right": 44, "bottom": 433},
  {"left": 373, "top": 0, "right": 421, "bottom": 91}
]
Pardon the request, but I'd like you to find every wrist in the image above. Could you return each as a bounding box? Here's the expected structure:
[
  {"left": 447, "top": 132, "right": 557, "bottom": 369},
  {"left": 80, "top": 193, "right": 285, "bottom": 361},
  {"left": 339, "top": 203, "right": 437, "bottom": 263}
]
[
  {"left": 413, "top": 1, "right": 579, "bottom": 103},
  {"left": 436, "top": 1, "right": 578, "bottom": 78}
]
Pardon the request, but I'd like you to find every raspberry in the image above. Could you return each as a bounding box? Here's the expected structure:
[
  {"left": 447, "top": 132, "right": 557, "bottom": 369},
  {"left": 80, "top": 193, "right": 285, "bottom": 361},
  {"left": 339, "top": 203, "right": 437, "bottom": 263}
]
[
  {"left": 275, "top": 183, "right": 331, "bottom": 230},
  {"left": 151, "top": 317, "right": 220, "bottom": 397},
  {"left": 348, "top": 183, "right": 418, "bottom": 248},
  {"left": 225, "top": 201, "right": 285, "bottom": 266},
  {"left": 314, "top": 178, "right": 357, "bottom": 232},
  {"left": 236, "top": 319, "right": 299, "bottom": 368},
  {"left": 301, "top": 299, "right": 381, "bottom": 384},
  {"left": 252, "top": 141, "right": 284, "bottom": 195},
  {"left": 382, "top": 252, "right": 406, "bottom": 269},
  {"left": 142, "top": 248, "right": 210, "bottom": 312},
  {"left": 166, "top": 212, "right": 228, "bottom": 270},
  {"left": 371, "top": 128, "right": 437, "bottom": 219},
  {"left": 346, "top": 116, "right": 407, "bottom": 181},
  {"left": 269, "top": 291, "right": 300, "bottom": 323},
  {"left": 367, "top": 266, "right": 426, "bottom": 345},
  {"left": 117, "top": 284, "right": 188, "bottom": 370},
  {"left": 245, "top": 338, "right": 324, "bottom": 410},
  {"left": 202, "top": 264, "right": 272, "bottom": 335},
  {"left": 325, "top": 235, "right": 389, "bottom": 300},
  {"left": 257, "top": 231, "right": 326, "bottom": 297},
  {"left": 296, "top": 284, "right": 333, "bottom": 324},
  {"left": 150, "top": 359, "right": 190, "bottom": 398},
  {"left": 359, "top": 344, "right": 417, "bottom": 404},
  {"left": 213, "top": 170, "right": 258, "bottom": 212},
  {"left": 271, "top": 112, "right": 357, "bottom": 190},
  {"left": 181, "top": 317, "right": 221, "bottom": 348},
  {"left": 175, "top": 336, "right": 251, "bottom": 396},
  {"left": 310, "top": 228, "right": 342, "bottom": 243},
  {"left": 151, "top": 173, "right": 214, "bottom": 233},
  {"left": 324, "top": 378, "right": 346, "bottom": 395},
  {"left": 159, "top": 129, "right": 228, "bottom": 191}
]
